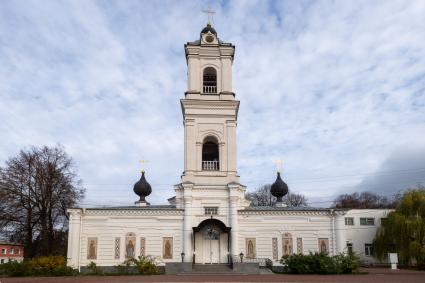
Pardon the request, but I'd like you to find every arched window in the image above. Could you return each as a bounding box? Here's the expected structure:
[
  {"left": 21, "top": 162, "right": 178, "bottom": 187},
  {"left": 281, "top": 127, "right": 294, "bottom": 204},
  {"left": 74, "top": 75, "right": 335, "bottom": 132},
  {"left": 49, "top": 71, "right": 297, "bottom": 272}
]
[
  {"left": 202, "top": 136, "right": 219, "bottom": 171},
  {"left": 203, "top": 67, "right": 217, "bottom": 94}
]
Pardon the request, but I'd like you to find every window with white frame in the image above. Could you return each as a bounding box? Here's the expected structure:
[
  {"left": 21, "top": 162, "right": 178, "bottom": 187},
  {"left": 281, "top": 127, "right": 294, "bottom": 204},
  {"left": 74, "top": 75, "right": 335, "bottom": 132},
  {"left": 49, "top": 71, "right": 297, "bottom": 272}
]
[
  {"left": 10, "top": 248, "right": 14, "bottom": 255},
  {"left": 1, "top": 248, "right": 6, "bottom": 255},
  {"left": 365, "top": 244, "right": 373, "bottom": 256},
  {"left": 360, "top": 218, "right": 375, "bottom": 226},
  {"left": 204, "top": 207, "right": 218, "bottom": 215},
  {"left": 345, "top": 217, "right": 354, "bottom": 225}
]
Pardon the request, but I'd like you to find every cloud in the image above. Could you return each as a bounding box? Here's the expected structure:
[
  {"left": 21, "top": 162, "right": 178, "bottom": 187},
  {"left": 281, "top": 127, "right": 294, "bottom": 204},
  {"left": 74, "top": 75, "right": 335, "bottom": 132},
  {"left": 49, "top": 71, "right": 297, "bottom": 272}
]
[
  {"left": 355, "top": 145, "right": 425, "bottom": 195},
  {"left": 0, "top": 0, "right": 424, "bottom": 207}
]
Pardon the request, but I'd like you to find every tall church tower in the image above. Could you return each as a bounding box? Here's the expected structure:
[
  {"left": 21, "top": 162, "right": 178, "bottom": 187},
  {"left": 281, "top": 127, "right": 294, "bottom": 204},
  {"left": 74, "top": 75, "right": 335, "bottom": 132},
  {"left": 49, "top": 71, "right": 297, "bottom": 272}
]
[
  {"left": 175, "top": 23, "right": 249, "bottom": 264},
  {"left": 181, "top": 23, "right": 239, "bottom": 185}
]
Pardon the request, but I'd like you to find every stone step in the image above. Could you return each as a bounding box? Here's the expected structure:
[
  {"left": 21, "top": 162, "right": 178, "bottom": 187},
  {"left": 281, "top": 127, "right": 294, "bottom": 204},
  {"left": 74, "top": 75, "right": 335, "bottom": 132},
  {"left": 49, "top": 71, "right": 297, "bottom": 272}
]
[{"left": 188, "top": 264, "right": 234, "bottom": 274}]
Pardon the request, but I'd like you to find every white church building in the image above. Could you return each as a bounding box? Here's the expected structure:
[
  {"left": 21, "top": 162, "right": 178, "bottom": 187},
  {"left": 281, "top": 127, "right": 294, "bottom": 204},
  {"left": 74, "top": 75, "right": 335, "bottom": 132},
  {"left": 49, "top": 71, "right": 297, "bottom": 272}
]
[{"left": 67, "top": 23, "right": 390, "bottom": 273}]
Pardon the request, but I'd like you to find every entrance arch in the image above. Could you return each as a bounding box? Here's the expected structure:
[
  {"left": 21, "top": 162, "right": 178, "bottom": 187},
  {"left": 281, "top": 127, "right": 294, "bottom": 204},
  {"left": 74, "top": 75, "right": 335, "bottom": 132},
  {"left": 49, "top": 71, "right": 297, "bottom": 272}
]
[{"left": 193, "top": 218, "right": 231, "bottom": 264}]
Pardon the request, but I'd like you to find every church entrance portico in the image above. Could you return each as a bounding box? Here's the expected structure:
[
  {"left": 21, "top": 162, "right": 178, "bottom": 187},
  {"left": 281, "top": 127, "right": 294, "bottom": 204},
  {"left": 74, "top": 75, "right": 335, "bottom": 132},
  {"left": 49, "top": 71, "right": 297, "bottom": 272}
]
[{"left": 193, "top": 218, "right": 231, "bottom": 264}]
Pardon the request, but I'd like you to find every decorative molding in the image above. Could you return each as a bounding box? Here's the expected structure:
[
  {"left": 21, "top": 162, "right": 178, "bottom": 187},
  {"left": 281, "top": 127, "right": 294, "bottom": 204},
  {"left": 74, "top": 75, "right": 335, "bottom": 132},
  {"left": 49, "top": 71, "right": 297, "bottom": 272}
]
[
  {"left": 140, "top": 237, "right": 146, "bottom": 257},
  {"left": 238, "top": 210, "right": 332, "bottom": 216},
  {"left": 245, "top": 238, "right": 256, "bottom": 259},
  {"left": 163, "top": 237, "right": 173, "bottom": 259},
  {"left": 84, "top": 209, "right": 184, "bottom": 217},
  {"left": 87, "top": 237, "right": 97, "bottom": 260},
  {"left": 272, "top": 238, "right": 278, "bottom": 260},
  {"left": 114, "top": 237, "right": 120, "bottom": 259}
]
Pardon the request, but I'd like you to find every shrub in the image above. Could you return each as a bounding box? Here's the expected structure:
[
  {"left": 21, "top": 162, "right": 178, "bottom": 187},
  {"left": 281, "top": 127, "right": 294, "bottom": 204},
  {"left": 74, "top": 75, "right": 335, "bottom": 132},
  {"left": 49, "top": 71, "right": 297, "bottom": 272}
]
[
  {"left": 126, "top": 256, "right": 158, "bottom": 275},
  {"left": 280, "top": 252, "right": 360, "bottom": 274},
  {"left": 0, "top": 256, "right": 76, "bottom": 277},
  {"left": 86, "top": 261, "right": 103, "bottom": 275}
]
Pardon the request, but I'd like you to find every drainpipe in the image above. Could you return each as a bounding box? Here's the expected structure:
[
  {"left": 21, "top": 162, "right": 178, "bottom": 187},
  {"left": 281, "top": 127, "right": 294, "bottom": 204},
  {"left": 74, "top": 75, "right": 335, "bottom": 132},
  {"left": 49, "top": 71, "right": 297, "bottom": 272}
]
[
  {"left": 78, "top": 208, "right": 84, "bottom": 273},
  {"left": 331, "top": 209, "right": 336, "bottom": 255}
]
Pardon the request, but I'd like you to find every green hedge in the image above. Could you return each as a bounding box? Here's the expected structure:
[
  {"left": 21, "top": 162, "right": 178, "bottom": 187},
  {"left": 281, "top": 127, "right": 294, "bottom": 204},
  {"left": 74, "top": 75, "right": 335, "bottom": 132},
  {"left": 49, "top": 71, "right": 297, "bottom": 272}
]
[
  {"left": 280, "top": 252, "right": 360, "bottom": 274},
  {"left": 0, "top": 256, "right": 76, "bottom": 277}
]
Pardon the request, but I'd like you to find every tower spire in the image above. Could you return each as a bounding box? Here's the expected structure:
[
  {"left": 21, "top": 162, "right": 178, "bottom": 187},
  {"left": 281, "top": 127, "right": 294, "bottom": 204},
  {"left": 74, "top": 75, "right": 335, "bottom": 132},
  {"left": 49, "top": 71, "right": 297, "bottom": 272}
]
[{"left": 202, "top": 6, "right": 215, "bottom": 25}]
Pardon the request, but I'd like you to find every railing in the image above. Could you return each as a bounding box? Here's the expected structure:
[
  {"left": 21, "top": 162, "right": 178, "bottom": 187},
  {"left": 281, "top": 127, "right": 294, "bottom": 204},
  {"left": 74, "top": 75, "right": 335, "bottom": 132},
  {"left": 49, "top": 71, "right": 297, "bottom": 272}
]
[
  {"left": 202, "top": 160, "right": 219, "bottom": 171},
  {"left": 203, "top": 85, "right": 217, "bottom": 94}
]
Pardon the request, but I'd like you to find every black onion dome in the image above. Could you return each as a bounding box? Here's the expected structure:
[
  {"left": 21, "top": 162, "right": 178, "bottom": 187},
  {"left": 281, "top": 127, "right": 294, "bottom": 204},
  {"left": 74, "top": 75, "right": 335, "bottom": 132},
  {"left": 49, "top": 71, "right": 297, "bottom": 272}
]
[
  {"left": 201, "top": 23, "right": 217, "bottom": 36},
  {"left": 133, "top": 171, "right": 152, "bottom": 203},
  {"left": 270, "top": 172, "right": 289, "bottom": 202}
]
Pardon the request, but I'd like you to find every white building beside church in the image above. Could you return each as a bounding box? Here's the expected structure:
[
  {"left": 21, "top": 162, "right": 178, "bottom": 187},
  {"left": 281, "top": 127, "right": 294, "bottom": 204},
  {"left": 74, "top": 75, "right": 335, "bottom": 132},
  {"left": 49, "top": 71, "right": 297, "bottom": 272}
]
[{"left": 67, "top": 23, "right": 390, "bottom": 272}]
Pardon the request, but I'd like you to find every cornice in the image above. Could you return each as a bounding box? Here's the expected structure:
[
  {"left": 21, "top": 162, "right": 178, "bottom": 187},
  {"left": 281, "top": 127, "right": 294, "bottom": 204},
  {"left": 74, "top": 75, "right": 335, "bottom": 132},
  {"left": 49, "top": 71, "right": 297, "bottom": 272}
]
[
  {"left": 84, "top": 209, "right": 184, "bottom": 217},
  {"left": 238, "top": 210, "right": 332, "bottom": 216}
]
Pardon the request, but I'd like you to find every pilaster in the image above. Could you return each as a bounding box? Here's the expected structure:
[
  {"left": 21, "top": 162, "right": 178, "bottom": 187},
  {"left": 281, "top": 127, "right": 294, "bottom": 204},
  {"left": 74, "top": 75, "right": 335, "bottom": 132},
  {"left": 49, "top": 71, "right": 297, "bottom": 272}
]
[
  {"left": 67, "top": 209, "right": 82, "bottom": 269},
  {"left": 182, "top": 182, "right": 194, "bottom": 262}
]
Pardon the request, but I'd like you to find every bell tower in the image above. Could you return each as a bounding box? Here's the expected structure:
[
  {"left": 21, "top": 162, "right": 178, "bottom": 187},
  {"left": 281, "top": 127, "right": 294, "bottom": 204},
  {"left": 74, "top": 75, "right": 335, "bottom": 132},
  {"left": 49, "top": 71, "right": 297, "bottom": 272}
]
[
  {"left": 177, "top": 22, "right": 248, "bottom": 264},
  {"left": 181, "top": 23, "right": 240, "bottom": 185}
]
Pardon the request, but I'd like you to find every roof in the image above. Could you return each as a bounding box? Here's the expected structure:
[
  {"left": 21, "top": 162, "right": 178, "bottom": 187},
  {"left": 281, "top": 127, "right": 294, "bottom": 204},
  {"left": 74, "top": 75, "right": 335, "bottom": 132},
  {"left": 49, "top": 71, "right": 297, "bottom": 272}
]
[{"left": 0, "top": 241, "right": 24, "bottom": 246}]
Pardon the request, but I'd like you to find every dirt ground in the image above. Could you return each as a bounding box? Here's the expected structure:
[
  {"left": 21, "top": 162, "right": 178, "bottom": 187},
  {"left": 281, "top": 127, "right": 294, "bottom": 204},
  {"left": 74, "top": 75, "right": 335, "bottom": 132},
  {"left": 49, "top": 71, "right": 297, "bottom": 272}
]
[{"left": 1, "top": 267, "right": 424, "bottom": 283}]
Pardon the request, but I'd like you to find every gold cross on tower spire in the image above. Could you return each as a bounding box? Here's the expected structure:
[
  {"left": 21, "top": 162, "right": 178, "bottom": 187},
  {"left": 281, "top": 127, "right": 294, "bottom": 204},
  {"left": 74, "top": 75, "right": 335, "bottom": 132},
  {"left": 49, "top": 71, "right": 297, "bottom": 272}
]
[
  {"left": 202, "top": 6, "right": 215, "bottom": 25},
  {"left": 273, "top": 159, "right": 282, "bottom": 173},
  {"left": 139, "top": 159, "right": 149, "bottom": 173}
]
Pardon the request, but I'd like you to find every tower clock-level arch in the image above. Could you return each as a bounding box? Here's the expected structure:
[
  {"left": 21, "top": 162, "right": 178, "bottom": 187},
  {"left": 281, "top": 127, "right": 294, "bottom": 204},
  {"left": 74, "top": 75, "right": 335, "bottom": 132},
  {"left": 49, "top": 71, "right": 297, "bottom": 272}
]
[{"left": 202, "top": 66, "right": 218, "bottom": 94}]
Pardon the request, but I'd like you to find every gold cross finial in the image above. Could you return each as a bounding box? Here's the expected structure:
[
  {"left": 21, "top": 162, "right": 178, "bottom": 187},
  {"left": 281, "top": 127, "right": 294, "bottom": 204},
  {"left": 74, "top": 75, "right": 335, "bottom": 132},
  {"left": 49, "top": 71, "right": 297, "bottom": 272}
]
[
  {"left": 273, "top": 159, "right": 282, "bottom": 173},
  {"left": 139, "top": 159, "right": 149, "bottom": 173},
  {"left": 202, "top": 6, "right": 215, "bottom": 25}
]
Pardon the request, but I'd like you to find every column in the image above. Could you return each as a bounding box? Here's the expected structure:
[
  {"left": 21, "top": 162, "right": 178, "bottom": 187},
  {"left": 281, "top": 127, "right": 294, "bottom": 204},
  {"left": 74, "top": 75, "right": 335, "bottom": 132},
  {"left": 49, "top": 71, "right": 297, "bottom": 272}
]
[
  {"left": 66, "top": 209, "right": 82, "bottom": 268},
  {"left": 182, "top": 183, "right": 193, "bottom": 262},
  {"left": 228, "top": 184, "right": 239, "bottom": 256}
]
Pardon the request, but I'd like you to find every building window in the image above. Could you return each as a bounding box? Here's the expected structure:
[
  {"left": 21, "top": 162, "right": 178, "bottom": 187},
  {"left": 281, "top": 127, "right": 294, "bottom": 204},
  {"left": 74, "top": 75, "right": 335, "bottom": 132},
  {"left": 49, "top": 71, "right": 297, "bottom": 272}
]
[
  {"left": 10, "top": 248, "right": 14, "bottom": 255},
  {"left": 202, "top": 136, "right": 219, "bottom": 171},
  {"left": 16, "top": 248, "right": 20, "bottom": 255},
  {"left": 365, "top": 244, "right": 373, "bottom": 256},
  {"left": 1, "top": 248, "right": 5, "bottom": 255},
  {"left": 346, "top": 242, "right": 353, "bottom": 254},
  {"left": 204, "top": 207, "right": 218, "bottom": 215},
  {"left": 345, "top": 217, "right": 354, "bottom": 225},
  {"left": 203, "top": 67, "right": 217, "bottom": 94},
  {"left": 360, "top": 218, "right": 375, "bottom": 226}
]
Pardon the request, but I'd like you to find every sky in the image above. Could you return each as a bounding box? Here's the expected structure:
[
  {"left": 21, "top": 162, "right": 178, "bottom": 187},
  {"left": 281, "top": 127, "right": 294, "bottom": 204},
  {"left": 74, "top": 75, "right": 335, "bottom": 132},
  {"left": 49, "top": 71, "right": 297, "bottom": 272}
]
[{"left": 1, "top": 0, "right": 425, "bottom": 207}]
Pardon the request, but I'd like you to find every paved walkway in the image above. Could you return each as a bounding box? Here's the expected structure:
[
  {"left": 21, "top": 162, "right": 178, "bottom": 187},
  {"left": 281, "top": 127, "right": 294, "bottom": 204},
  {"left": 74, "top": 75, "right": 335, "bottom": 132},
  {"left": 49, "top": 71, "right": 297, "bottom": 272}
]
[{"left": 1, "top": 268, "right": 424, "bottom": 283}]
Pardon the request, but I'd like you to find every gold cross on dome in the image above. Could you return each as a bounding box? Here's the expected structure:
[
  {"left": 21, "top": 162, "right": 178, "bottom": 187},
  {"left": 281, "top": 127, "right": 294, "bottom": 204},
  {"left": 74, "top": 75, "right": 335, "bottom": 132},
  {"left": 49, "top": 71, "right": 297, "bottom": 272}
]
[
  {"left": 139, "top": 159, "right": 149, "bottom": 173},
  {"left": 273, "top": 159, "right": 282, "bottom": 173},
  {"left": 202, "top": 6, "right": 215, "bottom": 25}
]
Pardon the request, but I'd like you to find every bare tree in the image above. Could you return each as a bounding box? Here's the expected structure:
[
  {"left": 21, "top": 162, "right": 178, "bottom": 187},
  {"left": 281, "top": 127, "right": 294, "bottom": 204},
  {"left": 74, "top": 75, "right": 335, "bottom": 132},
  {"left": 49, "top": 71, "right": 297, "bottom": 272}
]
[
  {"left": 333, "top": 191, "right": 399, "bottom": 209},
  {"left": 0, "top": 145, "right": 84, "bottom": 257},
  {"left": 246, "top": 184, "right": 308, "bottom": 207}
]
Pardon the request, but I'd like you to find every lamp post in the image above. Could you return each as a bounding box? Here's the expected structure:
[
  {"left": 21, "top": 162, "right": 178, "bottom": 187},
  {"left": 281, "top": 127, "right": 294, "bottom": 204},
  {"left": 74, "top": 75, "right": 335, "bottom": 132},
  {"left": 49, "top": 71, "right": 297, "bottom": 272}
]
[
  {"left": 181, "top": 252, "right": 185, "bottom": 263},
  {"left": 239, "top": 252, "right": 244, "bottom": 263}
]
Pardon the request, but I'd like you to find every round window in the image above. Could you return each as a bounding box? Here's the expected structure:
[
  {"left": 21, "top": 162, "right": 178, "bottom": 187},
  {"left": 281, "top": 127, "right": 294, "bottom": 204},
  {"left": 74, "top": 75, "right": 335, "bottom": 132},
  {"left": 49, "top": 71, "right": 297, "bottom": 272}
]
[{"left": 205, "top": 35, "right": 214, "bottom": 43}]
